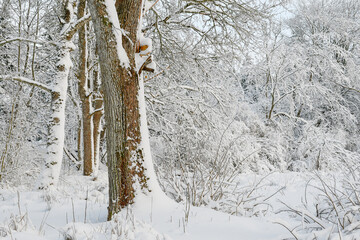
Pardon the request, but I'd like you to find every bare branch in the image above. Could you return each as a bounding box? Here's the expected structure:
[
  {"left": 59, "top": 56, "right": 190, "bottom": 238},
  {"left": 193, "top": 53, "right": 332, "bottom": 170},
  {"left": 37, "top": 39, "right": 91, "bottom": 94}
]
[
  {"left": 144, "top": 65, "right": 171, "bottom": 83},
  {"left": 334, "top": 82, "right": 360, "bottom": 94}
]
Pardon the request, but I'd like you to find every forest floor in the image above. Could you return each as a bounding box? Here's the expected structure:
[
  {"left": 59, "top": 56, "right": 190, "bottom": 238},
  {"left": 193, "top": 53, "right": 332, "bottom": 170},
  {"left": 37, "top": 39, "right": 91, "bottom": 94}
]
[{"left": 0, "top": 169, "right": 358, "bottom": 240}]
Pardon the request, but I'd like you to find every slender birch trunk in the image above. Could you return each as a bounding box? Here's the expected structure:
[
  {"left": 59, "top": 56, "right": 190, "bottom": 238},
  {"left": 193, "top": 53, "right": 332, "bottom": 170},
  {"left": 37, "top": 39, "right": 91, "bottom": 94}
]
[
  {"left": 38, "top": 0, "right": 75, "bottom": 189},
  {"left": 92, "top": 69, "right": 103, "bottom": 176}
]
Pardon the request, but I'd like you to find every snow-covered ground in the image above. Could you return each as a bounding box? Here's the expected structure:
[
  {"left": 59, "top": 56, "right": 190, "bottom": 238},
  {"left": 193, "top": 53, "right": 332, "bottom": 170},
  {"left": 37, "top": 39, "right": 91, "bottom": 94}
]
[{"left": 0, "top": 170, "right": 359, "bottom": 240}]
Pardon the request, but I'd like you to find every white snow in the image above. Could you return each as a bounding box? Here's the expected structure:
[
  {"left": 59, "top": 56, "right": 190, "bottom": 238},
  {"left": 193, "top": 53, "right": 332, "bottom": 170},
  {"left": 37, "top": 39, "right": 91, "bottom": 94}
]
[
  {"left": 136, "top": 33, "right": 155, "bottom": 72},
  {"left": 4, "top": 170, "right": 357, "bottom": 240},
  {"left": 136, "top": 75, "right": 165, "bottom": 199},
  {"left": 144, "top": 0, "right": 156, "bottom": 13},
  {"left": 0, "top": 75, "right": 54, "bottom": 92},
  {"left": 104, "top": 0, "right": 130, "bottom": 69}
]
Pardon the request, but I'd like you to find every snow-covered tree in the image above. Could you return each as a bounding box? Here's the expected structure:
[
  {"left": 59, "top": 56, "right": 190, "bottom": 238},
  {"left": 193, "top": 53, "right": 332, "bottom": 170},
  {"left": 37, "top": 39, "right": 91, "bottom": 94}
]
[
  {"left": 243, "top": 0, "right": 360, "bottom": 170},
  {"left": 87, "top": 0, "right": 162, "bottom": 219}
]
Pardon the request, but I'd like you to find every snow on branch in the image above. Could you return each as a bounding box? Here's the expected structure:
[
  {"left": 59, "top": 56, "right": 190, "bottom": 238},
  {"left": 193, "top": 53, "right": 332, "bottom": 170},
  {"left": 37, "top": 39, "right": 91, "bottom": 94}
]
[
  {"left": 0, "top": 15, "right": 91, "bottom": 49},
  {"left": 334, "top": 82, "right": 360, "bottom": 94},
  {"left": 90, "top": 107, "right": 104, "bottom": 117},
  {"left": 0, "top": 37, "right": 59, "bottom": 47},
  {"left": 104, "top": 0, "right": 130, "bottom": 68},
  {"left": 0, "top": 75, "right": 53, "bottom": 93},
  {"left": 63, "top": 14, "right": 92, "bottom": 40},
  {"left": 144, "top": 0, "right": 160, "bottom": 13}
]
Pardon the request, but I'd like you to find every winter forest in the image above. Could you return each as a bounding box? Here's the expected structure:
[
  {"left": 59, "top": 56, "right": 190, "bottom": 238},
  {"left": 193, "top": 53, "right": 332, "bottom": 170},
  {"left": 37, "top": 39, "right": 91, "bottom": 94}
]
[{"left": 0, "top": 0, "right": 360, "bottom": 239}]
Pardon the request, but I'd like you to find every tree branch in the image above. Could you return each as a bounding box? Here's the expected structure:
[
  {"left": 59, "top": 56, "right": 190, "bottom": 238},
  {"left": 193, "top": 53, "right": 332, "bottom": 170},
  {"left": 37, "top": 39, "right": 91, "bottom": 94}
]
[
  {"left": 335, "top": 82, "right": 360, "bottom": 94},
  {"left": 90, "top": 107, "right": 104, "bottom": 117},
  {"left": 64, "top": 14, "right": 92, "bottom": 40},
  {"left": 0, "top": 37, "right": 59, "bottom": 47},
  {"left": 0, "top": 75, "right": 53, "bottom": 93}
]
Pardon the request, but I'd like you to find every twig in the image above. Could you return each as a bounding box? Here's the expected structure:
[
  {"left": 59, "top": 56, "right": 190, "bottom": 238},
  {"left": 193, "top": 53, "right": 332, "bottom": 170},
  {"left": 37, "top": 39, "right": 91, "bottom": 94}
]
[
  {"left": 39, "top": 210, "right": 51, "bottom": 235},
  {"left": 146, "top": 0, "right": 160, "bottom": 12},
  {"left": 17, "top": 191, "right": 22, "bottom": 216},
  {"left": 273, "top": 221, "right": 299, "bottom": 240},
  {"left": 71, "top": 198, "right": 76, "bottom": 222},
  {"left": 84, "top": 188, "right": 88, "bottom": 223},
  {"left": 144, "top": 65, "right": 171, "bottom": 83},
  {"left": 278, "top": 200, "right": 326, "bottom": 229},
  {"left": 0, "top": 37, "right": 58, "bottom": 47},
  {"left": 263, "top": 186, "right": 285, "bottom": 202}
]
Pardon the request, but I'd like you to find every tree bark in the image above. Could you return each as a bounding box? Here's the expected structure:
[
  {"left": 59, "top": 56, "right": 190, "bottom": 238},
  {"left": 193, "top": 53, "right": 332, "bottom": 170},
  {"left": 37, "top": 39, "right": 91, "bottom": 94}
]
[
  {"left": 77, "top": 0, "right": 95, "bottom": 176},
  {"left": 37, "top": 0, "right": 75, "bottom": 188},
  {"left": 87, "top": 0, "right": 150, "bottom": 219},
  {"left": 37, "top": 0, "right": 91, "bottom": 188},
  {"left": 92, "top": 69, "right": 103, "bottom": 175}
]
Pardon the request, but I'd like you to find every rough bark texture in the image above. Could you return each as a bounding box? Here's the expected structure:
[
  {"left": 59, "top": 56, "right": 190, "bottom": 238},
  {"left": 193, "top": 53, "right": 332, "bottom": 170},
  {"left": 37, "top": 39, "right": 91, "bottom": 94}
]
[
  {"left": 88, "top": 0, "right": 148, "bottom": 220},
  {"left": 77, "top": 0, "right": 94, "bottom": 176}
]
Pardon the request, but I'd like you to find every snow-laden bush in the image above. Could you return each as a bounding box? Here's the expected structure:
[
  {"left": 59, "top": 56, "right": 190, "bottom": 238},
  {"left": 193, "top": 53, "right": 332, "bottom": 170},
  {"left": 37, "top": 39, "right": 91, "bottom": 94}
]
[
  {"left": 0, "top": 81, "right": 47, "bottom": 186},
  {"left": 241, "top": 0, "right": 360, "bottom": 172},
  {"left": 147, "top": 55, "right": 289, "bottom": 207}
]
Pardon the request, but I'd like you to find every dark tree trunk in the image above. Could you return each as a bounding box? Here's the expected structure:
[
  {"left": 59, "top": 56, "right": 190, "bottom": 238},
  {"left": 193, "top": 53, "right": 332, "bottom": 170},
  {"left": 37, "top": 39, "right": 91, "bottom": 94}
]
[
  {"left": 77, "top": 0, "right": 94, "bottom": 176},
  {"left": 88, "top": 0, "right": 149, "bottom": 220}
]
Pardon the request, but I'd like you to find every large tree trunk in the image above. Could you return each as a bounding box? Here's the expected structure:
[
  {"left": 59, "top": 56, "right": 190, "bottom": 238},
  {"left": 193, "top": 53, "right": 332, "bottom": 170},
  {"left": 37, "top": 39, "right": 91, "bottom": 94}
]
[{"left": 88, "top": 0, "right": 158, "bottom": 220}]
